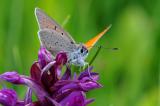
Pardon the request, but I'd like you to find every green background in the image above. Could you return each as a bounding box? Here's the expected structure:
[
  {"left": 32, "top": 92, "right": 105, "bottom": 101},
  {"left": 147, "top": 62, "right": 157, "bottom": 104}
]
[{"left": 0, "top": 0, "right": 159, "bottom": 106}]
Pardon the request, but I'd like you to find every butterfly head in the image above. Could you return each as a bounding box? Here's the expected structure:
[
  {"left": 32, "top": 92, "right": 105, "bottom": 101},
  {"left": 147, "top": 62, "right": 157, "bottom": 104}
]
[
  {"left": 77, "top": 44, "right": 89, "bottom": 58},
  {"left": 66, "top": 44, "right": 88, "bottom": 66}
]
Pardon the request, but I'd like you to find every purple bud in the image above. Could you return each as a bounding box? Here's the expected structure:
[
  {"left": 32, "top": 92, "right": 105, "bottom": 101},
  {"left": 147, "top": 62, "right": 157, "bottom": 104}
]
[
  {"left": 0, "top": 89, "right": 17, "bottom": 106},
  {"left": 55, "top": 52, "right": 67, "bottom": 65},
  {"left": 38, "top": 47, "right": 53, "bottom": 69},
  {"left": 0, "top": 71, "right": 25, "bottom": 84}
]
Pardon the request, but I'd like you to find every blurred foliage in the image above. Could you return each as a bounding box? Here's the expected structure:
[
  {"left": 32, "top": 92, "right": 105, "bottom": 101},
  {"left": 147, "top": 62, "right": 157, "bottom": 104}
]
[{"left": 0, "top": 0, "right": 159, "bottom": 106}]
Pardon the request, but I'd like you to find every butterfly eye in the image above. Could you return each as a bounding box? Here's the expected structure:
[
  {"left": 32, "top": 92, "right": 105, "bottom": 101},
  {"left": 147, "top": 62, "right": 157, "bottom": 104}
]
[{"left": 80, "top": 48, "right": 84, "bottom": 53}]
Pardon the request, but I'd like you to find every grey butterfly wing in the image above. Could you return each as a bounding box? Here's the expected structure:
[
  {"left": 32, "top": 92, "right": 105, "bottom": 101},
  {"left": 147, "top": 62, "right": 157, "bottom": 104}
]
[
  {"left": 38, "top": 29, "right": 77, "bottom": 55},
  {"left": 35, "top": 8, "right": 75, "bottom": 44}
]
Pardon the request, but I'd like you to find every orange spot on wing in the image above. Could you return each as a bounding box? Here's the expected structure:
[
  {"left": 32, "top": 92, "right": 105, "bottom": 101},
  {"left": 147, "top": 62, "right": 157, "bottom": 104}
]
[{"left": 85, "top": 25, "right": 112, "bottom": 50}]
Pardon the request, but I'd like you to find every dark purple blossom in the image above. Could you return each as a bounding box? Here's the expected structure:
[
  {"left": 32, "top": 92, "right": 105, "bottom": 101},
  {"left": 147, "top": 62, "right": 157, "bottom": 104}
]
[{"left": 0, "top": 47, "right": 102, "bottom": 106}]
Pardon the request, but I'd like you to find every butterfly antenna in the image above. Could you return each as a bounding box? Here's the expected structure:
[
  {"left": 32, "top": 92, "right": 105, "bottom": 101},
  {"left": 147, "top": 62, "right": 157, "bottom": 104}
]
[
  {"left": 88, "top": 45, "right": 119, "bottom": 51},
  {"left": 62, "top": 15, "right": 71, "bottom": 27}
]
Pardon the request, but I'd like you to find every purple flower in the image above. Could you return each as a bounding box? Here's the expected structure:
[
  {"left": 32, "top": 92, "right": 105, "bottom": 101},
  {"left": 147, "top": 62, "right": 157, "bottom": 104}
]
[
  {"left": 0, "top": 89, "right": 17, "bottom": 106},
  {"left": 0, "top": 89, "right": 25, "bottom": 106},
  {"left": 0, "top": 47, "right": 102, "bottom": 106}
]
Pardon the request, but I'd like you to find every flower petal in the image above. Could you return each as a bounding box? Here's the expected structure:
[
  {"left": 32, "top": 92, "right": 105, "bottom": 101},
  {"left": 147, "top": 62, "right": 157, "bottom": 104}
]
[
  {"left": 40, "top": 53, "right": 68, "bottom": 91},
  {"left": 0, "top": 89, "right": 17, "bottom": 106},
  {"left": 60, "top": 91, "right": 86, "bottom": 106},
  {"left": 38, "top": 47, "right": 53, "bottom": 69},
  {"left": 30, "top": 62, "right": 41, "bottom": 82},
  {"left": 16, "top": 101, "right": 25, "bottom": 106},
  {"left": 57, "top": 82, "right": 81, "bottom": 94},
  {"left": 40, "top": 61, "right": 56, "bottom": 77},
  {"left": 61, "top": 66, "right": 71, "bottom": 80},
  {"left": 23, "top": 78, "right": 60, "bottom": 106},
  {"left": 0, "top": 71, "right": 58, "bottom": 105},
  {"left": 0, "top": 71, "right": 25, "bottom": 84},
  {"left": 80, "top": 77, "right": 102, "bottom": 91},
  {"left": 24, "top": 88, "right": 32, "bottom": 104},
  {"left": 55, "top": 52, "right": 67, "bottom": 65},
  {"left": 85, "top": 99, "right": 94, "bottom": 105},
  {"left": 78, "top": 67, "right": 93, "bottom": 80},
  {"left": 23, "top": 78, "right": 47, "bottom": 101},
  {"left": 50, "top": 80, "right": 72, "bottom": 93},
  {"left": 41, "top": 65, "right": 59, "bottom": 92},
  {"left": 78, "top": 67, "right": 99, "bottom": 81}
]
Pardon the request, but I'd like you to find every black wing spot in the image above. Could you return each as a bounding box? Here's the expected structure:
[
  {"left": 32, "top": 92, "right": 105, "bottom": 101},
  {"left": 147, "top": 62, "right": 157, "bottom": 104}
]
[
  {"left": 70, "top": 41, "right": 74, "bottom": 44},
  {"left": 55, "top": 26, "right": 57, "bottom": 30},
  {"left": 55, "top": 42, "right": 58, "bottom": 45}
]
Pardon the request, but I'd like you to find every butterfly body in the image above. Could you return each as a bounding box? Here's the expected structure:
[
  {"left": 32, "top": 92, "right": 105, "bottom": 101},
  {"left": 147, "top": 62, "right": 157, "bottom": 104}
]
[
  {"left": 39, "top": 28, "right": 88, "bottom": 66},
  {"left": 35, "top": 8, "right": 110, "bottom": 66}
]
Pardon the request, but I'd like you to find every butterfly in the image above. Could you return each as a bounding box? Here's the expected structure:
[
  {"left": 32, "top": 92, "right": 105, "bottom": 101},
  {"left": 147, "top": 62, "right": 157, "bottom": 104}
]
[{"left": 35, "top": 8, "right": 111, "bottom": 66}]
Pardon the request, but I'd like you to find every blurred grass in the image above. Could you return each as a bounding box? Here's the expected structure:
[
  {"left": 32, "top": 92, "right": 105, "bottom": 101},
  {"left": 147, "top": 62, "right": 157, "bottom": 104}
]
[{"left": 0, "top": 0, "right": 159, "bottom": 106}]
